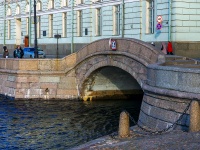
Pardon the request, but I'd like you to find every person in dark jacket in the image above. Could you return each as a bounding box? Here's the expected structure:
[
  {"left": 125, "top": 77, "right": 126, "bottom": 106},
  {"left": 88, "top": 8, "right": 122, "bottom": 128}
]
[
  {"left": 3, "top": 45, "right": 9, "bottom": 58},
  {"left": 3, "top": 49, "right": 9, "bottom": 58},
  {"left": 13, "top": 45, "right": 24, "bottom": 58}
]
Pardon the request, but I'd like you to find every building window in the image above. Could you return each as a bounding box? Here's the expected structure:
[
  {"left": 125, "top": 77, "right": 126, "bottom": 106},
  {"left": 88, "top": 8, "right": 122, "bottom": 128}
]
[
  {"left": 77, "top": 11, "right": 82, "bottom": 36},
  {"left": 146, "top": 0, "right": 154, "bottom": 34},
  {"left": 62, "top": 13, "right": 67, "bottom": 37},
  {"left": 61, "top": 0, "right": 68, "bottom": 7},
  {"left": 49, "top": 14, "right": 53, "bottom": 37},
  {"left": 92, "top": 0, "right": 102, "bottom": 3},
  {"left": 25, "top": 3, "right": 29, "bottom": 13},
  {"left": 48, "top": 0, "right": 54, "bottom": 9},
  {"left": 76, "top": 0, "right": 83, "bottom": 5},
  {"left": 95, "top": 8, "right": 102, "bottom": 36},
  {"left": 113, "top": 5, "right": 120, "bottom": 35},
  {"left": 37, "top": 16, "right": 41, "bottom": 38},
  {"left": 7, "top": 20, "right": 11, "bottom": 39},
  {"left": 7, "top": 6, "right": 12, "bottom": 16},
  {"left": 26, "top": 18, "right": 29, "bottom": 35},
  {"left": 37, "top": 1, "right": 42, "bottom": 11},
  {"left": 16, "top": 5, "right": 20, "bottom": 15}
]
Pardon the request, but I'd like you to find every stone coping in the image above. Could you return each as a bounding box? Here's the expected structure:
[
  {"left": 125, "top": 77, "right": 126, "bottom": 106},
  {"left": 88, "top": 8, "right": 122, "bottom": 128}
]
[
  {"left": 149, "top": 63, "right": 200, "bottom": 74},
  {"left": 159, "top": 55, "right": 200, "bottom": 71},
  {"left": 142, "top": 82, "right": 200, "bottom": 100}
]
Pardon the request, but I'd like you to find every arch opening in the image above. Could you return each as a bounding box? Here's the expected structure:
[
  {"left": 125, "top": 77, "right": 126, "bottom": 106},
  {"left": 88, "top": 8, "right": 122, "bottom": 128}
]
[
  {"left": 81, "top": 66, "right": 143, "bottom": 122},
  {"left": 81, "top": 66, "right": 143, "bottom": 100}
]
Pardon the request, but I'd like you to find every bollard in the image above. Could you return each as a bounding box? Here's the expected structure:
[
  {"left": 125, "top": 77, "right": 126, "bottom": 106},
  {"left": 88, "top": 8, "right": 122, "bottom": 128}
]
[
  {"left": 189, "top": 101, "right": 200, "bottom": 132},
  {"left": 118, "top": 111, "right": 130, "bottom": 138}
]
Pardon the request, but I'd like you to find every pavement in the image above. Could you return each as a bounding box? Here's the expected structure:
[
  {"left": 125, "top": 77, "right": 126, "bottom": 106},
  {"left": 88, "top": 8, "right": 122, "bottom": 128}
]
[{"left": 71, "top": 126, "right": 200, "bottom": 150}]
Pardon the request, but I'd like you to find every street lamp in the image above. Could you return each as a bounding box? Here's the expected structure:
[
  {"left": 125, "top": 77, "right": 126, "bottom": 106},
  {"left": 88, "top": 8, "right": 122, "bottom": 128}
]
[{"left": 34, "top": 0, "right": 38, "bottom": 58}]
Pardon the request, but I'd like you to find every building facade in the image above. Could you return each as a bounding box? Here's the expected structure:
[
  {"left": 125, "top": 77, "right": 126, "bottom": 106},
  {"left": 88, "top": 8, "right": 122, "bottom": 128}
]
[{"left": 0, "top": 0, "right": 200, "bottom": 58}]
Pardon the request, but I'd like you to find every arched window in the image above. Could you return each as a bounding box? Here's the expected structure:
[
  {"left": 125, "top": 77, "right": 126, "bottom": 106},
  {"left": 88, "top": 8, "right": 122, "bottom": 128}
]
[
  {"left": 48, "top": 0, "right": 54, "bottom": 9},
  {"left": 16, "top": 4, "right": 20, "bottom": 15},
  {"left": 61, "top": 0, "right": 68, "bottom": 7},
  {"left": 7, "top": 6, "right": 12, "bottom": 16},
  {"left": 37, "top": 1, "right": 42, "bottom": 11}
]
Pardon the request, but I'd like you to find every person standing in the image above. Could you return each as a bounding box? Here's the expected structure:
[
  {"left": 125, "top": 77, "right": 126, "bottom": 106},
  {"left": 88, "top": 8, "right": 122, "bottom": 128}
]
[
  {"left": 161, "top": 42, "right": 167, "bottom": 54},
  {"left": 3, "top": 45, "right": 9, "bottom": 58},
  {"left": 167, "top": 41, "right": 173, "bottom": 55},
  {"left": 13, "top": 45, "right": 24, "bottom": 58}
]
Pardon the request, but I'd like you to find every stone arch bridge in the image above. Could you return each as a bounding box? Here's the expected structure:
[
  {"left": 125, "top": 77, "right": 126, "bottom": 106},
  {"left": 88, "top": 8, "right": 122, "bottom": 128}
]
[{"left": 1, "top": 38, "right": 200, "bottom": 131}]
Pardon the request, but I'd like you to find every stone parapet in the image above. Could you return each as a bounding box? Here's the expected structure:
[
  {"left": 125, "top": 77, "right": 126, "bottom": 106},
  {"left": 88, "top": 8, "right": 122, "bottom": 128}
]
[
  {"left": 0, "top": 53, "right": 76, "bottom": 71},
  {"left": 147, "top": 59, "right": 200, "bottom": 96}
]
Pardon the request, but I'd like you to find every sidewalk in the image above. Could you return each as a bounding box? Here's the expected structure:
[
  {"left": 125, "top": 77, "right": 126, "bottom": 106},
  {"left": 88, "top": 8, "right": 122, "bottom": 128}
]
[{"left": 71, "top": 126, "right": 200, "bottom": 150}]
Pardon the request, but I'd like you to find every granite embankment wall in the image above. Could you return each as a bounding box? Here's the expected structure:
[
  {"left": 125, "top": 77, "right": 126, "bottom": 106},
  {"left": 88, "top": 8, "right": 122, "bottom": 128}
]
[
  {"left": 0, "top": 54, "right": 78, "bottom": 99},
  {"left": 140, "top": 57, "right": 200, "bottom": 131}
]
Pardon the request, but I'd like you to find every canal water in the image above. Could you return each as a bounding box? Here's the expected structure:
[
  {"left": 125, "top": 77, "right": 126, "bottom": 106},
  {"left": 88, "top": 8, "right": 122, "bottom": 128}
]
[{"left": 0, "top": 95, "right": 142, "bottom": 149}]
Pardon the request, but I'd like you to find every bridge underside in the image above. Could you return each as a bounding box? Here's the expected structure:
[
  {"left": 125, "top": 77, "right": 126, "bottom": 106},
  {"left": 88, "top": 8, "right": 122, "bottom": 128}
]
[{"left": 81, "top": 67, "right": 143, "bottom": 101}]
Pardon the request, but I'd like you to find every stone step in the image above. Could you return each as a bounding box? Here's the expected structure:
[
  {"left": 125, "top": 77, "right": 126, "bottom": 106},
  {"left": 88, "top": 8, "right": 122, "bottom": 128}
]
[
  {"left": 167, "top": 64, "right": 200, "bottom": 69},
  {"left": 165, "top": 55, "right": 188, "bottom": 61},
  {"left": 164, "top": 55, "right": 200, "bottom": 66},
  {"left": 163, "top": 60, "right": 196, "bottom": 66}
]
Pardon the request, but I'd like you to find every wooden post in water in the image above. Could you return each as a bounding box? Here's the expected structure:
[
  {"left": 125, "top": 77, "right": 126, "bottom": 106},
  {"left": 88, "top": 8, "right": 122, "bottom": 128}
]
[
  {"left": 118, "top": 111, "right": 130, "bottom": 137},
  {"left": 189, "top": 101, "right": 200, "bottom": 132}
]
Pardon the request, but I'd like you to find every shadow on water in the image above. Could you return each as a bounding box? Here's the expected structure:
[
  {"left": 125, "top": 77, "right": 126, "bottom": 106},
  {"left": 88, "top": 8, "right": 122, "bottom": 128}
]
[{"left": 0, "top": 94, "right": 143, "bottom": 149}]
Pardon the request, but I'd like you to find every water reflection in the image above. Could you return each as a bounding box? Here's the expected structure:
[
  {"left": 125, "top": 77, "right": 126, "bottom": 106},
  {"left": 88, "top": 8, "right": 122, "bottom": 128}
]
[{"left": 0, "top": 95, "right": 142, "bottom": 149}]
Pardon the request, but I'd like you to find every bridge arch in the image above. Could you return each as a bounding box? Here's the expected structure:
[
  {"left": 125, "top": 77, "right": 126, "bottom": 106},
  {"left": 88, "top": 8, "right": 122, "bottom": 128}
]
[{"left": 74, "top": 38, "right": 165, "bottom": 99}]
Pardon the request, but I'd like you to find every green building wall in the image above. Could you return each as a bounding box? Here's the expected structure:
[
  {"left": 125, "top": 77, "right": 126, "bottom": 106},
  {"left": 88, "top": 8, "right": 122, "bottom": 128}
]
[{"left": 0, "top": 0, "right": 200, "bottom": 58}]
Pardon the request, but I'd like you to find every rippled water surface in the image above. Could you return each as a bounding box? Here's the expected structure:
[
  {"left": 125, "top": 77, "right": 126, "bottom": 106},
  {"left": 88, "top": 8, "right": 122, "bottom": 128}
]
[{"left": 0, "top": 96, "right": 142, "bottom": 149}]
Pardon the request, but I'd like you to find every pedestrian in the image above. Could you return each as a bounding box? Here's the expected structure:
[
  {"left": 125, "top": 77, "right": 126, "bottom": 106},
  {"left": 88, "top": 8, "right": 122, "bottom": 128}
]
[
  {"left": 167, "top": 41, "right": 173, "bottom": 55},
  {"left": 161, "top": 42, "right": 167, "bottom": 54},
  {"left": 13, "top": 45, "right": 24, "bottom": 58},
  {"left": 3, "top": 45, "right": 9, "bottom": 58}
]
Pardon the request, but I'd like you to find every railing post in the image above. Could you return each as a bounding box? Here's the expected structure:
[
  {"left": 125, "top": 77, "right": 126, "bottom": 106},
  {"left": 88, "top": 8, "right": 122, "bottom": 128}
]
[
  {"left": 118, "top": 111, "right": 130, "bottom": 137},
  {"left": 189, "top": 100, "right": 200, "bottom": 132}
]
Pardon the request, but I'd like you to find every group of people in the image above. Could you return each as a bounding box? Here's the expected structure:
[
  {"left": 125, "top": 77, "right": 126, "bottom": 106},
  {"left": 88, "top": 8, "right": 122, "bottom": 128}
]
[
  {"left": 2, "top": 45, "right": 24, "bottom": 58},
  {"left": 151, "top": 41, "right": 174, "bottom": 55},
  {"left": 3, "top": 42, "right": 173, "bottom": 58}
]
